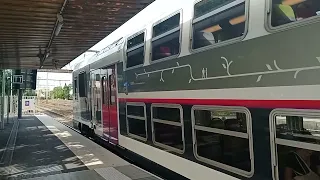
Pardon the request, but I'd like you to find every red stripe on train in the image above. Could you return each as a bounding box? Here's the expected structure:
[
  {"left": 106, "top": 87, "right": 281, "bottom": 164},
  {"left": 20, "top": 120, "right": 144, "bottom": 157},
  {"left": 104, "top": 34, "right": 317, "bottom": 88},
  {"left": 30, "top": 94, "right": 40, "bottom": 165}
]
[{"left": 118, "top": 98, "right": 320, "bottom": 109}]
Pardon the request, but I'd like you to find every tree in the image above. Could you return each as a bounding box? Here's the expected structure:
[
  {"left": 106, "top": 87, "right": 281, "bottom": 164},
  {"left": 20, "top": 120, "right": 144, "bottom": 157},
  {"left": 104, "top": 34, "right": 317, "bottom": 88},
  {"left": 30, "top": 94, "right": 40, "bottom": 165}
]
[
  {"left": 52, "top": 84, "right": 71, "bottom": 99},
  {"left": 52, "top": 86, "right": 64, "bottom": 99},
  {"left": 62, "top": 83, "right": 71, "bottom": 100}
]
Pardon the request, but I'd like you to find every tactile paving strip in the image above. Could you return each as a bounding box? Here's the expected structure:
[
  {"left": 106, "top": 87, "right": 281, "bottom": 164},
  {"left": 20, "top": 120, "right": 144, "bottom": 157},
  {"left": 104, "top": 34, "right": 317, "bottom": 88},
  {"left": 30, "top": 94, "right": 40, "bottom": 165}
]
[
  {"left": 115, "top": 165, "right": 160, "bottom": 180},
  {"left": 95, "top": 167, "right": 131, "bottom": 180}
]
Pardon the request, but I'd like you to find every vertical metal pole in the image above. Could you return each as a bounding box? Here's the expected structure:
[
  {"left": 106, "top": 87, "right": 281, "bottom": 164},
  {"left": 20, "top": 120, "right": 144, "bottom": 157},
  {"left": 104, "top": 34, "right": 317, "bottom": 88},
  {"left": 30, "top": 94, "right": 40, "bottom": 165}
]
[
  {"left": 9, "top": 70, "right": 13, "bottom": 115},
  {"left": 46, "top": 72, "right": 48, "bottom": 103},
  {"left": 1, "top": 70, "right": 5, "bottom": 129},
  {"left": 7, "top": 71, "right": 12, "bottom": 123},
  {"left": 7, "top": 95, "right": 9, "bottom": 123},
  {"left": 18, "top": 89, "right": 22, "bottom": 119}
]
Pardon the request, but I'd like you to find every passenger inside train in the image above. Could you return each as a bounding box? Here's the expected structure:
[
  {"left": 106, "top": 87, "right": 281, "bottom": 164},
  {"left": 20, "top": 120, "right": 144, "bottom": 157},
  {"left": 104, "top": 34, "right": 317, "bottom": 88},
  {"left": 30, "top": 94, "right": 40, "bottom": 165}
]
[
  {"left": 271, "top": 0, "right": 320, "bottom": 27},
  {"left": 192, "top": 0, "right": 246, "bottom": 49},
  {"left": 152, "top": 13, "right": 181, "bottom": 61},
  {"left": 275, "top": 115, "right": 320, "bottom": 180}
]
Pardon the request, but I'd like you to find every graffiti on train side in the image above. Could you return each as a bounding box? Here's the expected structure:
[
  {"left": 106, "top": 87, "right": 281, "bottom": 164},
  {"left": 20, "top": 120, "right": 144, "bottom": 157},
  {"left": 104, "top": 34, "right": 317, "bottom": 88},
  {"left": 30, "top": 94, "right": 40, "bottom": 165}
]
[{"left": 134, "top": 56, "right": 320, "bottom": 84}]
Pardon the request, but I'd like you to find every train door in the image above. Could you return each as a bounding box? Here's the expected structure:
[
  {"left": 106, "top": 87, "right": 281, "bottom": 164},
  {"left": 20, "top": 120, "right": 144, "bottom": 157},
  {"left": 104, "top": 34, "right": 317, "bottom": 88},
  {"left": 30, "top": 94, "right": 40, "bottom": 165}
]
[
  {"left": 101, "top": 65, "right": 118, "bottom": 144},
  {"left": 78, "top": 71, "right": 91, "bottom": 122},
  {"left": 90, "top": 69, "right": 103, "bottom": 136}
]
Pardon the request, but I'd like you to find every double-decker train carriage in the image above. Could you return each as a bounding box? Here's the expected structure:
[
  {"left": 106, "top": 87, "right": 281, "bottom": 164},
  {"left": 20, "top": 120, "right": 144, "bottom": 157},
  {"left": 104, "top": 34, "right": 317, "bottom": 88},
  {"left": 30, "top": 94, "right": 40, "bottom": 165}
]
[{"left": 73, "top": 0, "right": 320, "bottom": 179}]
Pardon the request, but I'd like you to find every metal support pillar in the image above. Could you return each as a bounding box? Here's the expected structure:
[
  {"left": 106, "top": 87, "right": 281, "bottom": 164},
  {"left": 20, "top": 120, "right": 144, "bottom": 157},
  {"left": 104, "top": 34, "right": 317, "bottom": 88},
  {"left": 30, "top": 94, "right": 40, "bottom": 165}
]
[
  {"left": 46, "top": 72, "right": 48, "bottom": 103},
  {"left": 10, "top": 70, "right": 12, "bottom": 113},
  {"left": 7, "top": 95, "right": 10, "bottom": 123},
  {"left": 18, "top": 89, "right": 22, "bottom": 119},
  {"left": 1, "top": 70, "right": 5, "bottom": 129}
]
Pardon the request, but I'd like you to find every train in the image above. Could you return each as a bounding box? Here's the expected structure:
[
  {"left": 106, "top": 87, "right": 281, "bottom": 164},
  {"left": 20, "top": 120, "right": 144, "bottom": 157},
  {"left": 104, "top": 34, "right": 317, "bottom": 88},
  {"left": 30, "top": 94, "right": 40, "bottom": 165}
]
[{"left": 72, "top": 0, "right": 320, "bottom": 179}]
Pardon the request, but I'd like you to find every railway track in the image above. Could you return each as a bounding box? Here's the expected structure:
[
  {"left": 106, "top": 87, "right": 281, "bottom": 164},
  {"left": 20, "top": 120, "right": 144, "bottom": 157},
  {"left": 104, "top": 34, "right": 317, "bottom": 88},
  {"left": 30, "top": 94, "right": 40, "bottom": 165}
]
[{"left": 36, "top": 100, "right": 73, "bottom": 127}]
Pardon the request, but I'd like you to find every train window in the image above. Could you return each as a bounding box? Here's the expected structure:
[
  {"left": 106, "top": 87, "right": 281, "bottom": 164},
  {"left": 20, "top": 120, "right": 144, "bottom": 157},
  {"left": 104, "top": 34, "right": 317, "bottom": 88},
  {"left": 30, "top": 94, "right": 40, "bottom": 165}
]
[
  {"left": 270, "top": 0, "right": 320, "bottom": 27},
  {"left": 109, "top": 75, "right": 116, "bottom": 105},
  {"left": 78, "top": 72, "right": 86, "bottom": 97},
  {"left": 101, "top": 76, "right": 106, "bottom": 105},
  {"left": 74, "top": 78, "right": 78, "bottom": 100},
  {"left": 126, "top": 32, "right": 145, "bottom": 68},
  {"left": 192, "top": 106, "right": 253, "bottom": 177},
  {"left": 126, "top": 103, "right": 147, "bottom": 141},
  {"left": 151, "top": 13, "right": 181, "bottom": 61},
  {"left": 270, "top": 109, "right": 320, "bottom": 180},
  {"left": 192, "top": 0, "right": 246, "bottom": 50},
  {"left": 151, "top": 104, "right": 184, "bottom": 154}
]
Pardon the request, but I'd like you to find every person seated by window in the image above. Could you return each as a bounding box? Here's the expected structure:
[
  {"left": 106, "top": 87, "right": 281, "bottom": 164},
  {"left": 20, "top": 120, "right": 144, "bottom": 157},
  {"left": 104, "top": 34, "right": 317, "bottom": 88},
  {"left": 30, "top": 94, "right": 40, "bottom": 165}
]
[
  {"left": 193, "top": 31, "right": 216, "bottom": 49},
  {"left": 284, "top": 133, "right": 320, "bottom": 180},
  {"left": 284, "top": 148, "right": 320, "bottom": 180},
  {"left": 272, "top": 0, "right": 296, "bottom": 26},
  {"left": 218, "top": 20, "right": 241, "bottom": 42},
  {"left": 295, "top": 1, "right": 317, "bottom": 20},
  {"left": 159, "top": 46, "right": 171, "bottom": 57}
]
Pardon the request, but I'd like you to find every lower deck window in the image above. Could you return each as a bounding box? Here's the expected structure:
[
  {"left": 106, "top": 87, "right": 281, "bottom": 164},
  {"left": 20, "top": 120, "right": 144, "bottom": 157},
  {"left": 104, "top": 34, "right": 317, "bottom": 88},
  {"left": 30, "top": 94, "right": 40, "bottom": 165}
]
[
  {"left": 271, "top": 110, "right": 320, "bottom": 180},
  {"left": 127, "top": 118, "right": 146, "bottom": 138},
  {"left": 151, "top": 104, "right": 184, "bottom": 153},
  {"left": 153, "top": 122, "right": 183, "bottom": 151},
  {"left": 126, "top": 103, "right": 147, "bottom": 141},
  {"left": 195, "top": 130, "right": 251, "bottom": 172},
  {"left": 192, "top": 106, "right": 253, "bottom": 177}
]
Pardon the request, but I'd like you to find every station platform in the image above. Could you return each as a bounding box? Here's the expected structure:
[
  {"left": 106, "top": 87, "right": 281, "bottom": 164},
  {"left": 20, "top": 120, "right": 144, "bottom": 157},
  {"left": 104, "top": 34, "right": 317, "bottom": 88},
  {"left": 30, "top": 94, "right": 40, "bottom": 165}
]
[{"left": 0, "top": 115, "right": 162, "bottom": 180}]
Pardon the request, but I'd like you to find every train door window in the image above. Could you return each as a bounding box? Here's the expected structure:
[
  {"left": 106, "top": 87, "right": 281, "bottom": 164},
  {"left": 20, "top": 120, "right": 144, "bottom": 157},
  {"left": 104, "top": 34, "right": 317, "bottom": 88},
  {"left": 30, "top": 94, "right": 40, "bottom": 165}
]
[
  {"left": 269, "top": 0, "right": 320, "bottom": 28},
  {"left": 151, "top": 12, "right": 181, "bottom": 61},
  {"left": 151, "top": 104, "right": 184, "bottom": 154},
  {"left": 101, "top": 76, "right": 107, "bottom": 105},
  {"left": 192, "top": 105, "right": 254, "bottom": 177},
  {"left": 126, "top": 102, "right": 147, "bottom": 141},
  {"left": 270, "top": 109, "right": 320, "bottom": 180},
  {"left": 126, "top": 32, "right": 145, "bottom": 68},
  {"left": 192, "top": 0, "right": 247, "bottom": 50},
  {"left": 109, "top": 74, "right": 116, "bottom": 105},
  {"left": 95, "top": 74, "right": 101, "bottom": 110},
  {"left": 78, "top": 72, "right": 86, "bottom": 97},
  {"left": 74, "top": 78, "right": 78, "bottom": 100}
]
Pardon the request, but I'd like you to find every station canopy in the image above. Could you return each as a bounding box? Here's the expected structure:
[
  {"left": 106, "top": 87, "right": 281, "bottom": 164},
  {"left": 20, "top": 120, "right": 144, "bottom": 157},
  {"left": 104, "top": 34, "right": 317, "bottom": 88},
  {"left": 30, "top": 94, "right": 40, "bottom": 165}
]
[{"left": 0, "top": 0, "right": 154, "bottom": 69}]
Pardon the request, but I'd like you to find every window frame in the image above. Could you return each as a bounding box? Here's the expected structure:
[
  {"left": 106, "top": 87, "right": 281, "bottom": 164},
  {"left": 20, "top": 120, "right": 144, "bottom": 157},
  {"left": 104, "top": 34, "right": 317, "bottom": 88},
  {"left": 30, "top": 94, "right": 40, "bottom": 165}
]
[
  {"left": 150, "top": 9, "right": 183, "bottom": 64},
  {"left": 269, "top": 108, "right": 320, "bottom": 180},
  {"left": 265, "top": 0, "right": 320, "bottom": 33},
  {"left": 125, "top": 29, "right": 147, "bottom": 70},
  {"left": 101, "top": 76, "right": 107, "bottom": 105},
  {"left": 73, "top": 77, "right": 78, "bottom": 100},
  {"left": 78, "top": 71, "right": 87, "bottom": 98},
  {"left": 151, "top": 103, "right": 185, "bottom": 154},
  {"left": 126, "top": 102, "right": 148, "bottom": 141},
  {"left": 191, "top": 105, "right": 254, "bottom": 177},
  {"left": 190, "top": 0, "right": 249, "bottom": 54}
]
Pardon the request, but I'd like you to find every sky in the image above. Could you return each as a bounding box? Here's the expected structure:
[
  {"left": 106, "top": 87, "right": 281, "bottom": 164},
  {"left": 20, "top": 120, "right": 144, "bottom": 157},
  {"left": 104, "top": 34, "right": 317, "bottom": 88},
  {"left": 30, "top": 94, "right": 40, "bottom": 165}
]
[{"left": 37, "top": 72, "right": 72, "bottom": 90}]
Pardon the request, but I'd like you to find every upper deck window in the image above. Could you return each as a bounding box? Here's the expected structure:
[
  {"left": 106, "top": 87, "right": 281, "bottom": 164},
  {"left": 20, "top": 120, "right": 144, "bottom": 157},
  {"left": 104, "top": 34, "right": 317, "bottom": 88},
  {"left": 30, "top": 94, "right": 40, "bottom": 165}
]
[
  {"left": 151, "top": 13, "right": 181, "bottom": 62},
  {"left": 270, "top": 0, "right": 320, "bottom": 27},
  {"left": 192, "top": 0, "right": 246, "bottom": 50},
  {"left": 126, "top": 32, "right": 145, "bottom": 68},
  {"left": 194, "top": 0, "right": 236, "bottom": 18}
]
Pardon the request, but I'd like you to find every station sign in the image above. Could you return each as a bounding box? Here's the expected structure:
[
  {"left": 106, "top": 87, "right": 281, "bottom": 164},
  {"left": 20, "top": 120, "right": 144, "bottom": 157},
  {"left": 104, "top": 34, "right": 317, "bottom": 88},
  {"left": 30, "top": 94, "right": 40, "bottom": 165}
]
[{"left": 12, "top": 69, "right": 37, "bottom": 90}]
